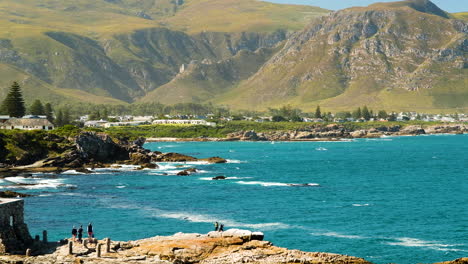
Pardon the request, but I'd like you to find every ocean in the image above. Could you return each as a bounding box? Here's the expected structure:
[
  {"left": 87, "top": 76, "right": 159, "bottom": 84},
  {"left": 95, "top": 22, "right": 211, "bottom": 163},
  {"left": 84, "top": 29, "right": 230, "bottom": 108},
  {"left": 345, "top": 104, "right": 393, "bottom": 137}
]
[{"left": 2, "top": 134, "right": 467, "bottom": 263}]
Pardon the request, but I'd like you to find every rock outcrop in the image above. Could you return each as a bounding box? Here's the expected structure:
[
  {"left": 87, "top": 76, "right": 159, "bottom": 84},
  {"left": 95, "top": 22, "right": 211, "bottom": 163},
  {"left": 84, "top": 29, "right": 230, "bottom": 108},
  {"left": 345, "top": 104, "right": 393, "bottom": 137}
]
[
  {"left": 0, "top": 230, "right": 372, "bottom": 264},
  {"left": 224, "top": 124, "right": 468, "bottom": 141}
]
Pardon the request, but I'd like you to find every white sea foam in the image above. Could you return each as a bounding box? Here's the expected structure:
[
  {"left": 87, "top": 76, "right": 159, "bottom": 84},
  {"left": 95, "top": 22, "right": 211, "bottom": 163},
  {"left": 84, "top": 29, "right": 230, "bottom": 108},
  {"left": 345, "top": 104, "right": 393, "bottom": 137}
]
[
  {"left": 156, "top": 164, "right": 180, "bottom": 170},
  {"left": 315, "top": 147, "right": 328, "bottom": 151},
  {"left": 386, "top": 237, "right": 466, "bottom": 252},
  {"left": 61, "top": 170, "right": 87, "bottom": 175},
  {"left": 237, "top": 181, "right": 290, "bottom": 187},
  {"left": 236, "top": 181, "right": 319, "bottom": 187},
  {"left": 1, "top": 177, "right": 76, "bottom": 190},
  {"left": 226, "top": 159, "right": 244, "bottom": 163},
  {"left": 311, "top": 231, "right": 366, "bottom": 239},
  {"left": 104, "top": 201, "right": 289, "bottom": 231},
  {"left": 352, "top": 203, "right": 370, "bottom": 207},
  {"left": 116, "top": 185, "right": 126, "bottom": 189}
]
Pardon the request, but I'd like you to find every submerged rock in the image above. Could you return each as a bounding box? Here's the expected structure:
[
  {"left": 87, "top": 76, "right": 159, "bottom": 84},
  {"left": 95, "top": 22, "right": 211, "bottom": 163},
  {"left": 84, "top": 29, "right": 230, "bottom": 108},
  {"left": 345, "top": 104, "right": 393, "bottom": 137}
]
[{"left": 212, "top": 175, "right": 227, "bottom": 180}]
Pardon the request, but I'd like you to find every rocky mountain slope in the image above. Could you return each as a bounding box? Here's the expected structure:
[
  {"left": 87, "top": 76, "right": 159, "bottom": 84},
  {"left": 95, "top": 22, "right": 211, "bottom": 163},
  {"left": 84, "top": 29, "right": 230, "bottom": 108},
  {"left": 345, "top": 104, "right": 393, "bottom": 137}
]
[
  {"left": 219, "top": 0, "right": 467, "bottom": 112},
  {"left": 0, "top": 0, "right": 327, "bottom": 106},
  {"left": 0, "top": 0, "right": 466, "bottom": 112}
]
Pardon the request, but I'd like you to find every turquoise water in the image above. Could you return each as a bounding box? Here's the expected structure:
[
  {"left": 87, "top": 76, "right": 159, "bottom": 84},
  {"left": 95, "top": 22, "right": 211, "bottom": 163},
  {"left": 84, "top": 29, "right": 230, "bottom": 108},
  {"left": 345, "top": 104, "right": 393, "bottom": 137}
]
[{"left": 2, "top": 135, "right": 467, "bottom": 263}]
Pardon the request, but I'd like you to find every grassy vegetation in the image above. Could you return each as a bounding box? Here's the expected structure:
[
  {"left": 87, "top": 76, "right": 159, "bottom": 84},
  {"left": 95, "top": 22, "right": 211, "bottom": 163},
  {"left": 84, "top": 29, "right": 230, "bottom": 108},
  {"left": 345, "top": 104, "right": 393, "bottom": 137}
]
[
  {"left": 452, "top": 12, "right": 468, "bottom": 20},
  {"left": 0, "top": 129, "right": 73, "bottom": 164},
  {"left": 97, "top": 120, "right": 448, "bottom": 139}
]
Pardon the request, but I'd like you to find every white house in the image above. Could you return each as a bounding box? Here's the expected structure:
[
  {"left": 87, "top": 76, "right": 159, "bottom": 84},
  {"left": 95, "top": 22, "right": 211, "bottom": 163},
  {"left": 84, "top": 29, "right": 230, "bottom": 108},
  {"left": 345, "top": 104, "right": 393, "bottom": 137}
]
[
  {"left": 152, "top": 119, "right": 216, "bottom": 127},
  {"left": 1, "top": 118, "right": 54, "bottom": 131},
  {"left": 84, "top": 120, "right": 108, "bottom": 128},
  {"left": 103, "top": 121, "right": 148, "bottom": 128}
]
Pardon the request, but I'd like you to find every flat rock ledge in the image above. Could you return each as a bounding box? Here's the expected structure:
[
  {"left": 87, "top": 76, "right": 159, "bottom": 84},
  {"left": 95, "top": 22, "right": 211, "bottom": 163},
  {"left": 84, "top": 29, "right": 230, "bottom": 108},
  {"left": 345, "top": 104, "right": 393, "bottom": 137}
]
[{"left": 0, "top": 229, "right": 371, "bottom": 264}]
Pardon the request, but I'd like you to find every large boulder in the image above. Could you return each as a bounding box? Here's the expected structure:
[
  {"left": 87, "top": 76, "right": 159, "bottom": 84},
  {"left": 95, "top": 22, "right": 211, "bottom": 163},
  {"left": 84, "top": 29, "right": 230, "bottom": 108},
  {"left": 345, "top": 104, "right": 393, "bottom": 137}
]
[
  {"left": 350, "top": 130, "right": 367, "bottom": 138},
  {"left": 154, "top": 152, "right": 198, "bottom": 162},
  {"left": 129, "top": 152, "right": 151, "bottom": 165},
  {"left": 202, "top": 156, "right": 227, "bottom": 164},
  {"left": 75, "top": 132, "right": 129, "bottom": 162}
]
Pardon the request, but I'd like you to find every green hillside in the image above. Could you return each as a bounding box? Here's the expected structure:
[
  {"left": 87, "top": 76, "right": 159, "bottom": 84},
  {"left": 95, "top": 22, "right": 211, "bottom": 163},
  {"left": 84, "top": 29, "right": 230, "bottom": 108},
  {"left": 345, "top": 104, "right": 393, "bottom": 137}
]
[
  {"left": 216, "top": 0, "right": 468, "bottom": 112},
  {"left": 452, "top": 12, "right": 468, "bottom": 20},
  {"left": 0, "top": 0, "right": 328, "bottom": 106}
]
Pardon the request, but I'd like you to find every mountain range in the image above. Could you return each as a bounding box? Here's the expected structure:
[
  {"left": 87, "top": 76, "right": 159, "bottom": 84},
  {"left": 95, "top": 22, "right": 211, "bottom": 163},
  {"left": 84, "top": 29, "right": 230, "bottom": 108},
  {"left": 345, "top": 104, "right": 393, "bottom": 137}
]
[{"left": 0, "top": 0, "right": 466, "bottom": 112}]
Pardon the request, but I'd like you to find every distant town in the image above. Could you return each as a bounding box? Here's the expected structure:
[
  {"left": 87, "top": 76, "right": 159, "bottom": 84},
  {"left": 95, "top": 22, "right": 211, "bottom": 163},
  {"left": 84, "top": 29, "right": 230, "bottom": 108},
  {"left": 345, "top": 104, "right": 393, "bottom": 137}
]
[{"left": 1, "top": 111, "right": 467, "bottom": 132}]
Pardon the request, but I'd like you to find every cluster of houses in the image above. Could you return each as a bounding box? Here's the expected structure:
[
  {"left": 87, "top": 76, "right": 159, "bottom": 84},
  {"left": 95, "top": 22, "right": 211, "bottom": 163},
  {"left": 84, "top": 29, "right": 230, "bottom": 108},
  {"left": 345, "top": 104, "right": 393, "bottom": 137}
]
[
  {"left": 0, "top": 112, "right": 465, "bottom": 131},
  {"left": 0, "top": 115, "right": 54, "bottom": 131},
  {"left": 82, "top": 115, "right": 216, "bottom": 128}
]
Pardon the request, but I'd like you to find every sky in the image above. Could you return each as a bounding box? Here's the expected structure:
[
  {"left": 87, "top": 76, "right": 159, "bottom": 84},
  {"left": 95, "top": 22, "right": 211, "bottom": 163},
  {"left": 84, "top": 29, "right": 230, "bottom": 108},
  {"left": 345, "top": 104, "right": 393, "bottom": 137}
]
[{"left": 266, "top": 0, "right": 467, "bottom": 13}]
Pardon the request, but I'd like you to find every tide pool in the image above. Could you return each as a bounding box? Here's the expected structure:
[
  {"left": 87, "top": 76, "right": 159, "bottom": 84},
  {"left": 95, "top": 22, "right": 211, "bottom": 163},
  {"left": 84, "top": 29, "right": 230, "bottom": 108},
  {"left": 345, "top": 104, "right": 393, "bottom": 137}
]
[{"left": 6, "top": 134, "right": 467, "bottom": 263}]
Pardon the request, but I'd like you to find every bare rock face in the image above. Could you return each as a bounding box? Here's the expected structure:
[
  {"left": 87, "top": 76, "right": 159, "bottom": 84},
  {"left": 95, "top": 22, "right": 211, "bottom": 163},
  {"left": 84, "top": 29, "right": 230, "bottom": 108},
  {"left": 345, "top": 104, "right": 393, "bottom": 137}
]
[
  {"left": 76, "top": 132, "right": 129, "bottom": 162},
  {"left": 398, "top": 125, "right": 426, "bottom": 135}
]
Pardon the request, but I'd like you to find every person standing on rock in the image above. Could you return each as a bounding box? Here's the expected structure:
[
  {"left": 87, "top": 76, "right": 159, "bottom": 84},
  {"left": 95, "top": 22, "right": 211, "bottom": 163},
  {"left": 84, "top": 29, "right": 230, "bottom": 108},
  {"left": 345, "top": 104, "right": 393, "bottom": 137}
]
[
  {"left": 214, "top": 222, "right": 219, "bottom": 231},
  {"left": 71, "top": 226, "right": 77, "bottom": 242},
  {"left": 78, "top": 225, "right": 83, "bottom": 243},
  {"left": 87, "top": 223, "right": 94, "bottom": 238},
  {"left": 219, "top": 224, "right": 224, "bottom": 232}
]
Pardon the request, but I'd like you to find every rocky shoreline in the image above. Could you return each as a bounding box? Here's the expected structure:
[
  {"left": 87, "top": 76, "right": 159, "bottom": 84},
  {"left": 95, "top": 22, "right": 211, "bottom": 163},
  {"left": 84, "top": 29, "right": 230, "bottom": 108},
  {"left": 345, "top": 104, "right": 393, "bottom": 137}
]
[
  {"left": 146, "top": 124, "right": 468, "bottom": 142},
  {"left": 0, "top": 229, "right": 466, "bottom": 264},
  {"left": 0, "top": 132, "right": 226, "bottom": 178}
]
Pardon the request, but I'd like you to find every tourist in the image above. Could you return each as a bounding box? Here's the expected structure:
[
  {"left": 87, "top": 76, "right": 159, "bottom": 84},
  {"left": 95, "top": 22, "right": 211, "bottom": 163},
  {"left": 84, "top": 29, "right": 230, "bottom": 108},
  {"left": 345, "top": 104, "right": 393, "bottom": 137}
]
[
  {"left": 219, "top": 224, "right": 224, "bottom": 232},
  {"left": 87, "top": 223, "right": 93, "bottom": 238},
  {"left": 214, "top": 221, "right": 219, "bottom": 231},
  {"left": 71, "top": 226, "right": 77, "bottom": 242},
  {"left": 78, "top": 225, "right": 83, "bottom": 243}
]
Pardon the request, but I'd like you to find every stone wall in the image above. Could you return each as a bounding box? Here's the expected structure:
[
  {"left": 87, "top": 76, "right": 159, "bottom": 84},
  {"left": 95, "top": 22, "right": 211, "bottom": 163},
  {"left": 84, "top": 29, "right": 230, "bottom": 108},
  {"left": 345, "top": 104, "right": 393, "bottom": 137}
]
[{"left": 0, "top": 199, "right": 32, "bottom": 254}]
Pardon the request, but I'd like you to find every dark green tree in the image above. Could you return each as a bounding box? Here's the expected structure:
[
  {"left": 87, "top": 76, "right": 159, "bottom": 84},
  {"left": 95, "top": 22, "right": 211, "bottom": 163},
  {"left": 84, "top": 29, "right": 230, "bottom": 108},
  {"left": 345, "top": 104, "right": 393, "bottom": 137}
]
[
  {"left": 388, "top": 112, "right": 397, "bottom": 121},
  {"left": 63, "top": 109, "right": 71, "bottom": 125},
  {"left": 56, "top": 109, "right": 64, "bottom": 126},
  {"left": 377, "top": 110, "right": 388, "bottom": 119},
  {"left": 362, "top": 106, "right": 371, "bottom": 121},
  {"left": 29, "top": 99, "right": 45, "bottom": 115},
  {"left": 352, "top": 107, "right": 362, "bottom": 119},
  {"left": 1, "top": 81, "right": 26, "bottom": 117},
  {"left": 44, "top": 103, "right": 54, "bottom": 123},
  {"left": 272, "top": 115, "right": 287, "bottom": 122},
  {"left": 314, "top": 106, "right": 322, "bottom": 118}
]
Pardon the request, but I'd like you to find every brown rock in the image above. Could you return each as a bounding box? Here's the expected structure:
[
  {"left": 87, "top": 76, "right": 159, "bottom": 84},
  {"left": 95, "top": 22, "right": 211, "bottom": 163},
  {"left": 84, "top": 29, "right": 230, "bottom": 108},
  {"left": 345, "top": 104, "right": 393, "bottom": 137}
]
[
  {"left": 155, "top": 153, "right": 198, "bottom": 162},
  {"left": 202, "top": 157, "right": 227, "bottom": 164}
]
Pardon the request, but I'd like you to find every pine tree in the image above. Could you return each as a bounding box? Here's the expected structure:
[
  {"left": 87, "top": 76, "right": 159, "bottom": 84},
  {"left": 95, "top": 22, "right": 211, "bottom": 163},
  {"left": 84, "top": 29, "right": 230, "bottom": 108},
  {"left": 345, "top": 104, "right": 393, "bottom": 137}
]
[
  {"left": 314, "top": 106, "right": 322, "bottom": 118},
  {"left": 362, "top": 106, "right": 371, "bottom": 121},
  {"left": 44, "top": 103, "right": 54, "bottom": 123},
  {"left": 63, "top": 109, "right": 71, "bottom": 125},
  {"left": 352, "top": 107, "right": 362, "bottom": 119},
  {"left": 1, "top": 81, "right": 26, "bottom": 117},
  {"left": 29, "top": 99, "right": 45, "bottom": 115},
  {"left": 56, "top": 109, "right": 64, "bottom": 126},
  {"left": 377, "top": 110, "right": 388, "bottom": 119}
]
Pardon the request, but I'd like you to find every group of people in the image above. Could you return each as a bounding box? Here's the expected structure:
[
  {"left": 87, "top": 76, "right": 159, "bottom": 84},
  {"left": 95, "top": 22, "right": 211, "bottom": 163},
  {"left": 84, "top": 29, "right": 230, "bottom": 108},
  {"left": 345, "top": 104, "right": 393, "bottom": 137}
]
[
  {"left": 213, "top": 222, "right": 224, "bottom": 232},
  {"left": 71, "top": 223, "right": 94, "bottom": 243}
]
